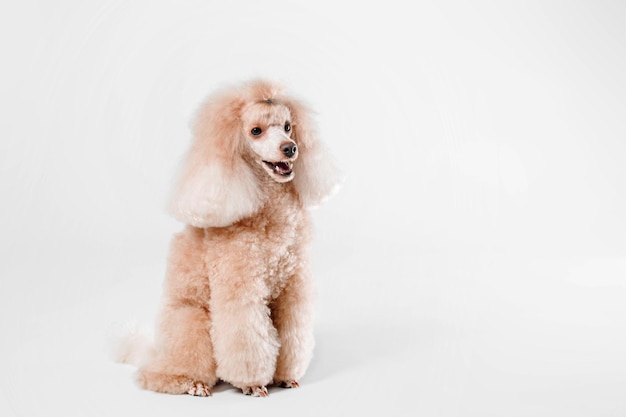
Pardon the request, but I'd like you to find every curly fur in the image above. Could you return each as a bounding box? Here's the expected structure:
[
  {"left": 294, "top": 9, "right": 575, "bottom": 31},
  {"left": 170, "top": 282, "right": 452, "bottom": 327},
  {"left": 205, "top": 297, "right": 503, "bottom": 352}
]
[{"left": 116, "top": 80, "right": 340, "bottom": 397}]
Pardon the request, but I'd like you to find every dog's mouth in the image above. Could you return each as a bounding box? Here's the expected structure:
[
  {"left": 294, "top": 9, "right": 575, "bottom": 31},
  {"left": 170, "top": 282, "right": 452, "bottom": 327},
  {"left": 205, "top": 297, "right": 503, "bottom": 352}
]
[
  {"left": 263, "top": 160, "right": 293, "bottom": 176},
  {"left": 262, "top": 160, "right": 294, "bottom": 181}
]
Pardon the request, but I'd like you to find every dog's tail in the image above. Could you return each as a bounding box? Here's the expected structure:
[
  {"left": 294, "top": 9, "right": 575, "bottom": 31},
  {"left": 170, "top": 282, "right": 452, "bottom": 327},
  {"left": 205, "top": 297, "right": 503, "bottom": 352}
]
[{"left": 108, "top": 321, "right": 154, "bottom": 367}]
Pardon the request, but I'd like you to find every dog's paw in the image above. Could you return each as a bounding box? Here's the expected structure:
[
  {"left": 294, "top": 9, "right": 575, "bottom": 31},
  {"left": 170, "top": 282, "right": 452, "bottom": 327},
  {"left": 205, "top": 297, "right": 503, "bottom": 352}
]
[
  {"left": 187, "top": 381, "right": 211, "bottom": 397},
  {"left": 278, "top": 379, "right": 300, "bottom": 388},
  {"left": 242, "top": 385, "right": 269, "bottom": 397}
]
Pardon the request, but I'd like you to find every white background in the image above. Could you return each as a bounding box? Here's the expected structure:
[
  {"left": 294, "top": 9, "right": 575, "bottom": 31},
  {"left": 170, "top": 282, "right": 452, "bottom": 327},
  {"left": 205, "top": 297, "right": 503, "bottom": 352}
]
[{"left": 1, "top": 1, "right": 625, "bottom": 416}]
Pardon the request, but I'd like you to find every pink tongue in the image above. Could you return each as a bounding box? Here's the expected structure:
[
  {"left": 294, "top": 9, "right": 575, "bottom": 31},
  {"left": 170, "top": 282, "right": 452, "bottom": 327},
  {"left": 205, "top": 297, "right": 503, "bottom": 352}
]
[{"left": 276, "top": 162, "right": 290, "bottom": 172}]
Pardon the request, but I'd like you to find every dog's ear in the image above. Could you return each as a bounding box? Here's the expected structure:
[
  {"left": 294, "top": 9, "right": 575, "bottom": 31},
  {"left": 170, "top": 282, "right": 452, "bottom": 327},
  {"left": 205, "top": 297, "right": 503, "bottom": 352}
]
[
  {"left": 168, "top": 89, "right": 263, "bottom": 228},
  {"left": 284, "top": 97, "right": 342, "bottom": 207}
]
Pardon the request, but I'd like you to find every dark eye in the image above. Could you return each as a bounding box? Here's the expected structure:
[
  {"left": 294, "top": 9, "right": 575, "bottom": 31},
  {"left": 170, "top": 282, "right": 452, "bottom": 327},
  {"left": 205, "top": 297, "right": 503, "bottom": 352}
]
[
  {"left": 284, "top": 123, "right": 291, "bottom": 132},
  {"left": 251, "top": 127, "right": 263, "bottom": 136}
]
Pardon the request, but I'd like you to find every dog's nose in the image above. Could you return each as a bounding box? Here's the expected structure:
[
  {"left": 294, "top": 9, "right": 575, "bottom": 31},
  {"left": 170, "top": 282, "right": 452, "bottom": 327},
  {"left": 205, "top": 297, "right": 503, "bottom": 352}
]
[{"left": 281, "top": 142, "right": 297, "bottom": 158}]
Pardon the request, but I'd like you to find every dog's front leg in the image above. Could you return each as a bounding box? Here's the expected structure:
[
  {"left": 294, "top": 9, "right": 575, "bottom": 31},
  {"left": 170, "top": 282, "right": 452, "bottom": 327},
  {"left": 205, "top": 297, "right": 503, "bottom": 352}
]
[
  {"left": 209, "top": 283, "right": 279, "bottom": 396},
  {"left": 271, "top": 268, "right": 315, "bottom": 387}
]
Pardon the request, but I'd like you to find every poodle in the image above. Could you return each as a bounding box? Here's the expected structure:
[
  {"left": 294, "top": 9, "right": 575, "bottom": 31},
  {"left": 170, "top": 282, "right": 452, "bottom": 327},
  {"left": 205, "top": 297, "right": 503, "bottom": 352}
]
[{"left": 116, "top": 80, "right": 340, "bottom": 397}]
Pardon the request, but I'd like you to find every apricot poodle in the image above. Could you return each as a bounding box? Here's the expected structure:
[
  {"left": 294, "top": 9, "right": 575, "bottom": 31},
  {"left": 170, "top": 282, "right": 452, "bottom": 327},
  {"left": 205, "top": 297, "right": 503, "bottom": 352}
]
[{"left": 116, "top": 80, "right": 340, "bottom": 397}]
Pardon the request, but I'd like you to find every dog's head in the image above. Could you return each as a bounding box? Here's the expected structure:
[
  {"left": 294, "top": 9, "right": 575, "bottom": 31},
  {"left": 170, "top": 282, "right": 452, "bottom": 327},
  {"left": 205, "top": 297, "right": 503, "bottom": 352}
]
[
  {"left": 240, "top": 98, "right": 298, "bottom": 183},
  {"left": 169, "top": 80, "right": 341, "bottom": 228}
]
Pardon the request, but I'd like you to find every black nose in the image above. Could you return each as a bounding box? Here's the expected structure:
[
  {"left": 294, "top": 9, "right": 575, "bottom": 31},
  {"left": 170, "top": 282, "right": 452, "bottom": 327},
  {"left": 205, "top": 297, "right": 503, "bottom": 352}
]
[{"left": 281, "top": 142, "right": 297, "bottom": 158}]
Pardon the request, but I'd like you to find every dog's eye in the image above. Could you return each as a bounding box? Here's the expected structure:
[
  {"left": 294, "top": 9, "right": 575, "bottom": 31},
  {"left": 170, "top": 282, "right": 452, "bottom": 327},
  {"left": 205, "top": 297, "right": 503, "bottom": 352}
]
[
  {"left": 284, "top": 123, "right": 291, "bottom": 133},
  {"left": 251, "top": 127, "right": 263, "bottom": 136}
]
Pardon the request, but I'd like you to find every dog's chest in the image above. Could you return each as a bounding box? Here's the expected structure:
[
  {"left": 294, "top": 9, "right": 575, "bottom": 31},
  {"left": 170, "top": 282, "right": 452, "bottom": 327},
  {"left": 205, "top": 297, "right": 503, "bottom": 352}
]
[
  {"left": 251, "top": 208, "right": 304, "bottom": 298},
  {"left": 262, "top": 221, "right": 302, "bottom": 298},
  {"left": 205, "top": 194, "right": 308, "bottom": 299}
]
